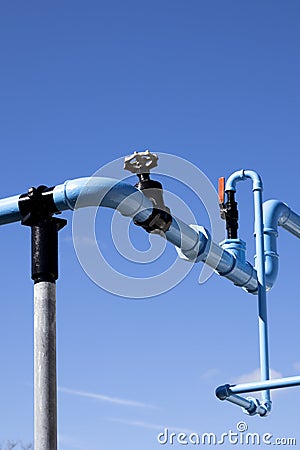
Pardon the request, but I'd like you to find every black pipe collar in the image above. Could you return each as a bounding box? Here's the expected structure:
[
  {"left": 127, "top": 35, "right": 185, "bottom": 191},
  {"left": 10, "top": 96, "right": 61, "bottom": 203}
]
[
  {"left": 19, "top": 185, "right": 59, "bottom": 226},
  {"left": 19, "top": 185, "right": 67, "bottom": 283}
]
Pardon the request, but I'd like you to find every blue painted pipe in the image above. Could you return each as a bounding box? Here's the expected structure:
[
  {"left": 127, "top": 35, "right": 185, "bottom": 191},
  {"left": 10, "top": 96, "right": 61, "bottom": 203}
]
[
  {"left": 263, "top": 200, "right": 300, "bottom": 288},
  {"left": 53, "top": 177, "right": 153, "bottom": 220},
  {"left": 216, "top": 375, "right": 300, "bottom": 416},
  {"left": 225, "top": 394, "right": 268, "bottom": 417},
  {"left": 52, "top": 178, "right": 208, "bottom": 257},
  {"left": 2, "top": 173, "right": 300, "bottom": 421},
  {"left": 218, "top": 171, "right": 300, "bottom": 417},
  {"left": 52, "top": 178, "right": 258, "bottom": 290},
  {"left": 229, "top": 376, "right": 300, "bottom": 394},
  {"left": 226, "top": 169, "right": 263, "bottom": 192},
  {"left": 0, "top": 177, "right": 299, "bottom": 295},
  {"left": 225, "top": 170, "right": 271, "bottom": 409},
  {"left": 222, "top": 176, "right": 300, "bottom": 290},
  {"left": 0, "top": 195, "right": 23, "bottom": 225},
  {"left": 215, "top": 385, "right": 269, "bottom": 417}
]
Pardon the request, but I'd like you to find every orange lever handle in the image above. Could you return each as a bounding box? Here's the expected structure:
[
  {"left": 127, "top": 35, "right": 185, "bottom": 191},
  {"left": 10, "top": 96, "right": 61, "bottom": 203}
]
[{"left": 218, "top": 177, "right": 225, "bottom": 204}]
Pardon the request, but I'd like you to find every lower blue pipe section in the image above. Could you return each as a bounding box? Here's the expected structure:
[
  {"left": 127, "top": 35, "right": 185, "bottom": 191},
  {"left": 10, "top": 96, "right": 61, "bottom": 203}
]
[{"left": 216, "top": 375, "right": 300, "bottom": 416}]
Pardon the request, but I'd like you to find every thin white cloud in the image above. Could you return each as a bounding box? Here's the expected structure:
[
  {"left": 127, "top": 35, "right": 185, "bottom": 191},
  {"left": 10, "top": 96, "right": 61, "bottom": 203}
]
[
  {"left": 233, "top": 368, "right": 282, "bottom": 385},
  {"left": 108, "top": 417, "right": 195, "bottom": 434},
  {"left": 293, "top": 362, "right": 300, "bottom": 372},
  {"left": 200, "top": 368, "right": 220, "bottom": 380},
  {"left": 59, "top": 387, "right": 157, "bottom": 409}
]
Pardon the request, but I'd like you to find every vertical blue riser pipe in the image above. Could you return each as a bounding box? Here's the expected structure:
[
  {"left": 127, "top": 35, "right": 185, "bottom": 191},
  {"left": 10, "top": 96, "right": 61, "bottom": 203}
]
[{"left": 226, "top": 170, "right": 271, "bottom": 409}]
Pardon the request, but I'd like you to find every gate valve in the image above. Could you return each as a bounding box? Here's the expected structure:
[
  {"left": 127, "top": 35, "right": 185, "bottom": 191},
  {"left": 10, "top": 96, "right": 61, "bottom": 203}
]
[{"left": 124, "top": 150, "right": 172, "bottom": 234}]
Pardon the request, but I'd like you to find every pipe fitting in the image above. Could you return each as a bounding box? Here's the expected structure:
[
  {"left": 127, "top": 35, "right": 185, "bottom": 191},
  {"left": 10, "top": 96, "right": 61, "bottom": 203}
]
[
  {"left": 174, "top": 225, "right": 209, "bottom": 262},
  {"left": 225, "top": 170, "right": 263, "bottom": 192},
  {"left": 263, "top": 200, "right": 300, "bottom": 289},
  {"left": 18, "top": 185, "right": 67, "bottom": 283},
  {"left": 215, "top": 384, "right": 232, "bottom": 400},
  {"left": 216, "top": 384, "right": 270, "bottom": 417},
  {"left": 133, "top": 173, "right": 172, "bottom": 234},
  {"left": 242, "top": 397, "right": 269, "bottom": 417},
  {"left": 219, "top": 239, "right": 257, "bottom": 292}
]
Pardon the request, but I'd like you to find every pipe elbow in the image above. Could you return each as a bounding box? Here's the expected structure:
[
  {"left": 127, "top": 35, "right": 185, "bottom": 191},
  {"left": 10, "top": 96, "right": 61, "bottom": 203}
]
[
  {"left": 225, "top": 170, "right": 245, "bottom": 192},
  {"left": 216, "top": 384, "right": 232, "bottom": 400},
  {"left": 263, "top": 200, "right": 290, "bottom": 230},
  {"left": 243, "top": 170, "right": 263, "bottom": 191},
  {"left": 225, "top": 170, "right": 263, "bottom": 192},
  {"left": 52, "top": 177, "right": 153, "bottom": 222},
  {"left": 263, "top": 200, "right": 290, "bottom": 290}
]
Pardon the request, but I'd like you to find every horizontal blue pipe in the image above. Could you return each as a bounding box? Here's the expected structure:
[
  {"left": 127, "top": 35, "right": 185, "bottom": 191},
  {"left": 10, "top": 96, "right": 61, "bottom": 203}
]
[
  {"left": 53, "top": 177, "right": 153, "bottom": 222},
  {"left": 3, "top": 177, "right": 300, "bottom": 293},
  {"left": 216, "top": 384, "right": 269, "bottom": 416},
  {"left": 55, "top": 179, "right": 259, "bottom": 290},
  {"left": 53, "top": 178, "right": 253, "bottom": 283},
  {"left": 0, "top": 195, "right": 22, "bottom": 225},
  {"left": 53, "top": 178, "right": 207, "bottom": 256},
  {"left": 0, "top": 176, "right": 259, "bottom": 291},
  {"left": 230, "top": 376, "right": 300, "bottom": 394}
]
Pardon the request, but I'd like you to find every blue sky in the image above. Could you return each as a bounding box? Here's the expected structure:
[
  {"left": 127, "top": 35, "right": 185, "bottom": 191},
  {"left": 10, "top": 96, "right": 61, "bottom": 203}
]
[{"left": 0, "top": 1, "right": 300, "bottom": 449}]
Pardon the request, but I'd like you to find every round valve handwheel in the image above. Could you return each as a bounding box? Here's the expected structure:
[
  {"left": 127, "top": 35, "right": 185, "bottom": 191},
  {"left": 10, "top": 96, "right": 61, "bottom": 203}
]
[{"left": 124, "top": 150, "right": 158, "bottom": 174}]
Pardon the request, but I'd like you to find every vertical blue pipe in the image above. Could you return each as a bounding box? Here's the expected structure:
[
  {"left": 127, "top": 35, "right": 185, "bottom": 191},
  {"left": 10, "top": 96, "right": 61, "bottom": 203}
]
[
  {"left": 253, "top": 188, "right": 271, "bottom": 407},
  {"left": 226, "top": 170, "right": 271, "bottom": 410}
]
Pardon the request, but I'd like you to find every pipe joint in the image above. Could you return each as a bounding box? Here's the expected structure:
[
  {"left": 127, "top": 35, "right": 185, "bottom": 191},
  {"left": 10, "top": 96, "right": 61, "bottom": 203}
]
[
  {"left": 19, "top": 185, "right": 67, "bottom": 283},
  {"left": 132, "top": 173, "right": 172, "bottom": 234},
  {"left": 225, "top": 169, "right": 263, "bottom": 192},
  {"left": 225, "top": 169, "right": 245, "bottom": 192},
  {"left": 242, "top": 397, "right": 269, "bottom": 417},
  {"left": 175, "top": 225, "right": 209, "bottom": 262},
  {"left": 243, "top": 397, "right": 259, "bottom": 416},
  {"left": 134, "top": 208, "right": 172, "bottom": 234},
  {"left": 19, "top": 185, "right": 59, "bottom": 225},
  {"left": 220, "top": 239, "right": 257, "bottom": 292},
  {"left": 215, "top": 384, "right": 232, "bottom": 400},
  {"left": 216, "top": 385, "right": 270, "bottom": 417}
]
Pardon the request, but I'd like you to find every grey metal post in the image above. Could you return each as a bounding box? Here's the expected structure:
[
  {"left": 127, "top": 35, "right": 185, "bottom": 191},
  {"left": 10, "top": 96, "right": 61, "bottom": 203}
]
[
  {"left": 34, "top": 281, "right": 57, "bottom": 450},
  {"left": 19, "top": 186, "right": 67, "bottom": 450}
]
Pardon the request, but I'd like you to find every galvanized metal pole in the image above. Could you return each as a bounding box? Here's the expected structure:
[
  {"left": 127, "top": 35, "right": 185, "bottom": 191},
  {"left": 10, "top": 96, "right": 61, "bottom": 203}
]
[
  {"left": 19, "top": 186, "right": 67, "bottom": 450},
  {"left": 34, "top": 281, "right": 57, "bottom": 450},
  {"left": 30, "top": 217, "right": 66, "bottom": 450}
]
